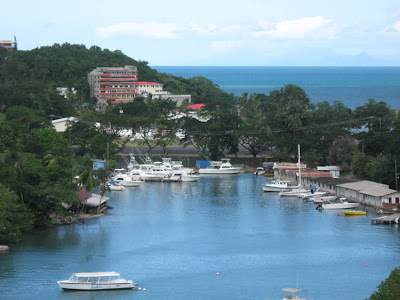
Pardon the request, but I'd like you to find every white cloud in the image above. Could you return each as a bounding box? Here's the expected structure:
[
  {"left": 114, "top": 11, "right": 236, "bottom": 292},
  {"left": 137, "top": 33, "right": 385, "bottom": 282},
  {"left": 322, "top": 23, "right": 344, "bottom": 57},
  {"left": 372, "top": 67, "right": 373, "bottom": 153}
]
[
  {"left": 383, "top": 20, "right": 400, "bottom": 34},
  {"left": 96, "top": 22, "right": 181, "bottom": 39},
  {"left": 393, "top": 21, "right": 400, "bottom": 32},
  {"left": 210, "top": 40, "right": 243, "bottom": 52},
  {"left": 188, "top": 22, "right": 218, "bottom": 35},
  {"left": 97, "top": 21, "right": 242, "bottom": 39},
  {"left": 252, "top": 16, "right": 337, "bottom": 39}
]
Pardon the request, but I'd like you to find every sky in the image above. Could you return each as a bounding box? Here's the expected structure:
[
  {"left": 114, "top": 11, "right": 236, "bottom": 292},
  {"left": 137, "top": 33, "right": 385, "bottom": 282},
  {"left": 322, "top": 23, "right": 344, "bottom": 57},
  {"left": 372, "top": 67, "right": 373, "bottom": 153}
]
[{"left": 1, "top": 0, "right": 400, "bottom": 66}]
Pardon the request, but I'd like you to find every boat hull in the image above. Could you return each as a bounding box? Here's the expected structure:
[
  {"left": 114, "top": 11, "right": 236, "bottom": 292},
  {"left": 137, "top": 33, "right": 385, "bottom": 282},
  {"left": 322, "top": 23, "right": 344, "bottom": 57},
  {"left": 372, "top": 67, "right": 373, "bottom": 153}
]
[
  {"left": 57, "top": 281, "right": 137, "bottom": 290},
  {"left": 198, "top": 168, "right": 240, "bottom": 174},
  {"left": 322, "top": 203, "right": 360, "bottom": 210},
  {"left": 342, "top": 210, "right": 367, "bottom": 215},
  {"left": 181, "top": 175, "right": 200, "bottom": 182},
  {"left": 107, "top": 186, "right": 125, "bottom": 191},
  {"left": 279, "top": 188, "right": 307, "bottom": 197}
]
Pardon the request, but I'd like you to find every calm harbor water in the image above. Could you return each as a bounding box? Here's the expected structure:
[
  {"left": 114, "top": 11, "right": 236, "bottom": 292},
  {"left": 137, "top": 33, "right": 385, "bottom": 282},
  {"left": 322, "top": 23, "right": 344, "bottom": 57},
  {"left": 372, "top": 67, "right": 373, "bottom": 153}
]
[
  {"left": 1, "top": 174, "right": 400, "bottom": 299},
  {"left": 153, "top": 66, "right": 400, "bottom": 109}
]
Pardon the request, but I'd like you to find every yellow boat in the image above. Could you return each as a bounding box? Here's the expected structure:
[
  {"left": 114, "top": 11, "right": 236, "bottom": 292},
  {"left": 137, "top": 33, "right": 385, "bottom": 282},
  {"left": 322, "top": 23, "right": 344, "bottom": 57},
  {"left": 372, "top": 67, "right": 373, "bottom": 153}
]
[{"left": 342, "top": 210, "right": 367, "bottom": 215}]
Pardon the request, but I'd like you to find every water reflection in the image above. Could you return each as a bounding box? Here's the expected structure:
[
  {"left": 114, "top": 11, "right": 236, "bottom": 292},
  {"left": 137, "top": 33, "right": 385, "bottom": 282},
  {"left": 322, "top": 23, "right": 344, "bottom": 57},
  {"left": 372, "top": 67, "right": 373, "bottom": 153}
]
[{"left": 59, "top": 289, "right": 135, "bottom": 299}]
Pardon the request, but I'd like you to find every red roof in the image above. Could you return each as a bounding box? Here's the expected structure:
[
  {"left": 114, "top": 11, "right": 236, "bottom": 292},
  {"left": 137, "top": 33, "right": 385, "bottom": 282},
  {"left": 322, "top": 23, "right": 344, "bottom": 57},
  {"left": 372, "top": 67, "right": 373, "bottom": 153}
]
[{"left": 186, "top": 103, "right": 206, "bottom": 110}]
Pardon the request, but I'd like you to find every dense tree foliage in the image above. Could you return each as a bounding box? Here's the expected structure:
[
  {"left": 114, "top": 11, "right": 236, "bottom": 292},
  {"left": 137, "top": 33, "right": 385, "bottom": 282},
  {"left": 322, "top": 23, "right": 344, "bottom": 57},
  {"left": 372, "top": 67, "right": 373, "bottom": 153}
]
[
  {"left": 0, "top": 183, "right": 32, "bottom": 242},
  {"left": 368, "top": 267, "right": 400, "bottom": 300}
]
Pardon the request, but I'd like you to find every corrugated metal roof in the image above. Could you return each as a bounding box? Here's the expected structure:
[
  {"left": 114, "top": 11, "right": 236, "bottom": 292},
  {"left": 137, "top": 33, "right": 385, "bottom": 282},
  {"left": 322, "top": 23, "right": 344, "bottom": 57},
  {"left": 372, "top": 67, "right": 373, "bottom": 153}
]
[
  {"left": 308, "top": 177, "right": 359, "bottom": 186},
  {"left": 337, "top": 180, "right": 389, "bottom": 191},
  {"left": 84, "top": 194, "right": 110, "bottom": 207},
  {"left": 359, "top": 186, "right": 398, "bottom": 197}
]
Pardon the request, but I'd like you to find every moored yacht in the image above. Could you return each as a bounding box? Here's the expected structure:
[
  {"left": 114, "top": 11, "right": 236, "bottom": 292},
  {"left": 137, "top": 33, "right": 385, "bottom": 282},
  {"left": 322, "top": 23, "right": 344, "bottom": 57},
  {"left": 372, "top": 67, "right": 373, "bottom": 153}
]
[
  {"left": 106, "top": 180, "right": 126, "bottom": 191},
  {"left": 198, "top": 158, "right": 240, "bottom": 174},
  {"left": 112, "top": 169, "right": 143, "bottom": 186},
  {"left": 262, "top": 180, "right": 298, "bottom": 192},
  {"left": 318, "top": 197, "right": 360, "bottom": 210}
]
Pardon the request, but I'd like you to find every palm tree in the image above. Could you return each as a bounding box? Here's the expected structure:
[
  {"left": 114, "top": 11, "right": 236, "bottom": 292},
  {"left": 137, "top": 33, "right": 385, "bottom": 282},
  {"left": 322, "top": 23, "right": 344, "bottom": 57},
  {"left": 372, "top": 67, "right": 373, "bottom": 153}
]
[{"left": 75, "top": 155, "right": 108, "bottom": 213}]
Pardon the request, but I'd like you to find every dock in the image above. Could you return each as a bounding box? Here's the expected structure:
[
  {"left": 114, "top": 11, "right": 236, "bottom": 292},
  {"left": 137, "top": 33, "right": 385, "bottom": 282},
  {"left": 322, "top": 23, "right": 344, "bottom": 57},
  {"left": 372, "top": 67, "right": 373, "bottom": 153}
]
[{"left": 371, "top": 213, "right": 400, "bottom": 224}]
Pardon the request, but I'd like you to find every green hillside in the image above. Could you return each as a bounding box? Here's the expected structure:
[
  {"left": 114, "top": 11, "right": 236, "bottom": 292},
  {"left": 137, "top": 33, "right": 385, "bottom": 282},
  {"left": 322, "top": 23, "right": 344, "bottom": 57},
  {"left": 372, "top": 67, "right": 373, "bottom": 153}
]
[{"left": 0, "top": 43, "right": 234, "bottom": 115}]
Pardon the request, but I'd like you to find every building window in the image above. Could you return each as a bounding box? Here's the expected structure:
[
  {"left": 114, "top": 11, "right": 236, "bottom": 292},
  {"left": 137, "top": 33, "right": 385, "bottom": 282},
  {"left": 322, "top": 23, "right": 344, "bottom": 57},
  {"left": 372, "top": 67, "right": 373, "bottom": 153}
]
[
  {"left": 388, "top": 197, "right": 392, "bottom": 203},
  {"left": 396, "top": 197, "right": 400, "bottom": 203}
]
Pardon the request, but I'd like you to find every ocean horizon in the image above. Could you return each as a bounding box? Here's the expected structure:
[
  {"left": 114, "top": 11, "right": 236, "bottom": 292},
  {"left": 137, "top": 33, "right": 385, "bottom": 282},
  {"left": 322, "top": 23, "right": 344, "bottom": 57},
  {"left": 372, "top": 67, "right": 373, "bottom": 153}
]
[{"left": 153, "top": 66, "right": 400, "bottom": 109}]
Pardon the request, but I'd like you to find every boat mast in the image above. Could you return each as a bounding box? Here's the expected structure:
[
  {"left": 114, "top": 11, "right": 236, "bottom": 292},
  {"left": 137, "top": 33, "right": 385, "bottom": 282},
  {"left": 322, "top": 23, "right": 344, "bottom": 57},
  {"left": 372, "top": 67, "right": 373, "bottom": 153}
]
[{"left": 298, "top": 144, "right": 301, "bottom": 187}]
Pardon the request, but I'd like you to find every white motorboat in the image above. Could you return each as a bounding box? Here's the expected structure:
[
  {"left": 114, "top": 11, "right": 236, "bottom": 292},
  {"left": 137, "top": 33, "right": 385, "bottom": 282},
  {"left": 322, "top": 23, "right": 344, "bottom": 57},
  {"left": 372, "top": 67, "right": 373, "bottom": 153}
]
[
  {"left": 57, "top": 272, "right": 138, "bottom": 290},
  {"left": 181, "top": 174, "right": 200, "bottom": 182},
  {"left": 312, "top": 195, "right": 337, "bottom": 204},
  {"left": 279, "top": 187, "right": 308, "bottom": 197},
  {"left": 263, "top": 180, "right": 298, "bottom": 192},
  {"left": 113, "top": 171, "right": 143, "bottom": 186},
  {"left": 299, "top": 191, "right": 327, "bottom": 199},
  {"left": 140, "top": 163, "right": 170, "bottom": 181},
  {"left": 198, "top": 158, "right": 240, "bottom": 174},
  {"left": 254, "top": 167, "right": 265, "bottom": 176},
  {"left": 107, "top": 180, "right": 126, "bottom": 191},
  {"left": 161, "top": 158, "right": 198, "bottom": 182},
  {"left": 299, "top": 187, "right": 327, "bottom": 199},
  {"left": 318, "top": 197, "right": 360, "bottom": 210}
]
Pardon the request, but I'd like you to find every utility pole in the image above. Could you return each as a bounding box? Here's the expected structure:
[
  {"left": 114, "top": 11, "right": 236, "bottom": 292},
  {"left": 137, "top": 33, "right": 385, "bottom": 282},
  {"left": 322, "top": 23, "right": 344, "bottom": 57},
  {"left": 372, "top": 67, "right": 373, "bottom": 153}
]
[{"left": 396, "top": 159, "right": 398, "bottom": 191}]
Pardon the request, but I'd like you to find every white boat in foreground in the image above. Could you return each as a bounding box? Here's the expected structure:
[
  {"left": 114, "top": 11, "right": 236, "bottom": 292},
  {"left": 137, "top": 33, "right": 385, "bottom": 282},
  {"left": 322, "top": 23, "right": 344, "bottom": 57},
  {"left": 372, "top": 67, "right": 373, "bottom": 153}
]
[
  {"left": 57, "top": 272, "right": 137, "bottom": 290},
  {"left": 198, "top": 158, "right": 240, "bottom": 174}
]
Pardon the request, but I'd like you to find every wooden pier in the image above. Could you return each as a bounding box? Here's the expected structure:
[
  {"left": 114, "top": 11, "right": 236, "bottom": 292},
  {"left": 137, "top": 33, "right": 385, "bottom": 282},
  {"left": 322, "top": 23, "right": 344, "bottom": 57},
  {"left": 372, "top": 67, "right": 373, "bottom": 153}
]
[{"left": 371, "top": 213, "right": 400, "bottom": 224}]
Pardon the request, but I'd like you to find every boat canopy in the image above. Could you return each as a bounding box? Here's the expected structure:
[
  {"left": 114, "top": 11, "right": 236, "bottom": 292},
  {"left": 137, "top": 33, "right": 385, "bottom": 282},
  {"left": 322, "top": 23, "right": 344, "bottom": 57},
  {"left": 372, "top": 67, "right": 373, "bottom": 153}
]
[
  {"left": 73, "top": 272, "right": 120, "bottom": 277},
  {"left": 282, "top": 288, "right": 303, "bottom": 293}
]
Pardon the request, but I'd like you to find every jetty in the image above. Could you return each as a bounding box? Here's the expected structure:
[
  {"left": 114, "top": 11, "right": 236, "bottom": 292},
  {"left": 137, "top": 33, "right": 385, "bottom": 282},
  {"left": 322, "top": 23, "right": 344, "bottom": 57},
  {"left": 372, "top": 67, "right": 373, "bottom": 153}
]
[{"left": 371, "top": 213, "right": 400, "bottom": 224}]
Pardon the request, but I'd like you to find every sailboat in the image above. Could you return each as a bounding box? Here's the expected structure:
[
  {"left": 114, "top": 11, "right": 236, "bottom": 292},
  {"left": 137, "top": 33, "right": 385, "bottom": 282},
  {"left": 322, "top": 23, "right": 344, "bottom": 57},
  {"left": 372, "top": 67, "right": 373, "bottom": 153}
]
[{"left": 279, "top": 145, "right": 307, "bottom": 197}]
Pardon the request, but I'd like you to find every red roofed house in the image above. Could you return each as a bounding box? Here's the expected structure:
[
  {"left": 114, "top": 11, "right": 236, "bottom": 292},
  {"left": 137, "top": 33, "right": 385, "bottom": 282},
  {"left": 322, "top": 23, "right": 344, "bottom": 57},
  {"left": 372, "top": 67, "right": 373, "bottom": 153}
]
[{"left": 273, "top": 162, "right": 333, "bottom": 187}]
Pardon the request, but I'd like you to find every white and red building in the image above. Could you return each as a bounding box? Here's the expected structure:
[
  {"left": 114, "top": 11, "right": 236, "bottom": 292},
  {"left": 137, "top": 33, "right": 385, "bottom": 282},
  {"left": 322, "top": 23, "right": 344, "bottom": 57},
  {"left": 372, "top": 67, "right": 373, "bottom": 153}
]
[
  {"left": 88, "top": 65, "right": 138, "bottom": 109},
  {"left": 88, "top": 67, "right": 191, "bottom": 109}
]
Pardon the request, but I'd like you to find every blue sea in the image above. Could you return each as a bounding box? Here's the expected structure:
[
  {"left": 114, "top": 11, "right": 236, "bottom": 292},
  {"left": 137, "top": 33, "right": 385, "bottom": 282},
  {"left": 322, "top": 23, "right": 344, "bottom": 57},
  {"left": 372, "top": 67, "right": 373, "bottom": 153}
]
[{"left": 153, "top": 66, "right": 400, "bottom": 109}]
